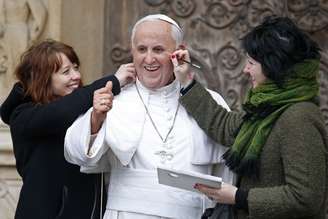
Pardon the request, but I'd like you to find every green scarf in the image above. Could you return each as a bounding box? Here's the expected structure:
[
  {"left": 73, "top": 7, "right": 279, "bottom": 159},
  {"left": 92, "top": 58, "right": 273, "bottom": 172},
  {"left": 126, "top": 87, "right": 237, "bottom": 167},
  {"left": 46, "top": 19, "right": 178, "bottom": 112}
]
[{"left": 223, "top": 59, "right": 320, "bottom": 177}]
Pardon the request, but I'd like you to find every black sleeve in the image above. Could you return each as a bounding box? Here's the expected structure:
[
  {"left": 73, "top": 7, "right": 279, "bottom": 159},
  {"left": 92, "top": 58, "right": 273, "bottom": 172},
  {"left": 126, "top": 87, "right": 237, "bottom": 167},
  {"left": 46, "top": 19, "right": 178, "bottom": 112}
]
[
  {"left": 180, "top": 79, "right": 196, "bottom": 96},
  {"left": 0, "top": 83, "right": 30, "bottom": 124},
  {"left": 9, "top": 74, "right": 120, "bottom": 137},
  {"left": 235, "top": 188, "right": 249, "bottom": 211}
]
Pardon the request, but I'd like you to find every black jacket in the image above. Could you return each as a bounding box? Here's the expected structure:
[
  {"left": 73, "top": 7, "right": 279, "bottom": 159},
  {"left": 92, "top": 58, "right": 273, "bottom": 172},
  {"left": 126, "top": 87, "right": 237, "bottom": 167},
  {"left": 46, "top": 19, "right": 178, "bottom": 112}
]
[{"left": 0, "top": 75, "right": 120, "bottom": 219}]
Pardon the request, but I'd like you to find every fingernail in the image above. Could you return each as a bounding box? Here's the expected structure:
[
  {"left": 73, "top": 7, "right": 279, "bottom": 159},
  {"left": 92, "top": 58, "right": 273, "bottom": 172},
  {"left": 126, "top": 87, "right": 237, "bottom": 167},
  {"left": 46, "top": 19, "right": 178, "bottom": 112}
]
[{"left": 171, "top": 54, "right": 176, "bottom": 59}]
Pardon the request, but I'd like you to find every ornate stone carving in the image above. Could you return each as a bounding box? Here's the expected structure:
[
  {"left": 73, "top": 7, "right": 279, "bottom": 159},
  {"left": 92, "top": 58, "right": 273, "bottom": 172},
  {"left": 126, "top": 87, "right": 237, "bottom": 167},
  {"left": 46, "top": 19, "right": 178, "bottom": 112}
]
[
  {"left": 197, "top": 1, "right": 245, "bottom": 29},
  {"left": 231, "top": 0, "right": 284, "bottom": 39},
  {"left": 190, "top": 42, "right": 247, "bottom": 110},
  {"left": 0, "top": 0, "right": 48, "bottom": 70},
  {"left": 216, "top": 44, "right": 247, "bottom": 109},
  {"left": 246, "top": 0, "right": 284, "bottom": 27},
  {"left": 188, "top": 0, "right": 285, "bottom": 41},
  {"left": 110, "top": 44, "right": 132, "bottom": 69},
  {"left": 107, "top": 0, "right": 328, "bottom": 125},
  {"left": 0, "top": 0, "right": 47, "bottom": 103},
  {"left": 189, "top": 44, "right": 219, "bottom": 90},
  {"left": 170, "top": 0, "right": 196, "bottom": 17},
  {"left": 288, "top": 0, "right": 328, "bottom": 32},
  {"left": 217, "top": 44, "right": 242, "bottom": 73},
  {"left": 144, "top": 0, "right": 166, "bottom": 6},
  {"left": 0, "top": 178, "right": 21, "bottom": 219},
  {"left": 144, "top": 0, "right": 196, "bottom": 17},
  {"left": 111, "top": 44, "right": 131, "bottom": 63},
  {"left": 0, "top": 45, "right": 7, "bottom": 74}
]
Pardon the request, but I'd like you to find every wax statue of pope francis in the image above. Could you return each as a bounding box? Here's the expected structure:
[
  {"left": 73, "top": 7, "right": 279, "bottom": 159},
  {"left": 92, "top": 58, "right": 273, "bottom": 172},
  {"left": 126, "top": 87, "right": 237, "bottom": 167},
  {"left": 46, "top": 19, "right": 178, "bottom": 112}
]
[{"left": 64, "top": 14, "right": 234, "bottom": 219}]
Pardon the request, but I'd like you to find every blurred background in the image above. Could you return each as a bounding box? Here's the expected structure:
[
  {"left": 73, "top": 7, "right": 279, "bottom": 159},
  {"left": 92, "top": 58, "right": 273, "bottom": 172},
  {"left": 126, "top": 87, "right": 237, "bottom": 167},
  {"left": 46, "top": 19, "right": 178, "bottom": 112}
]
[{"left": 0, "top": 0, "right": 327, "bottom": 218}]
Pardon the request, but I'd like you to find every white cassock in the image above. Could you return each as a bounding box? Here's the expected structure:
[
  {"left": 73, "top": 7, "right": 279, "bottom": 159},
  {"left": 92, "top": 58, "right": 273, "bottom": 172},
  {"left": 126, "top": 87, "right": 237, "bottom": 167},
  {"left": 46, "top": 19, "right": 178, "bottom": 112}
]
[{"left": 64, "top": 79, "right": 234, "bottom": 219}]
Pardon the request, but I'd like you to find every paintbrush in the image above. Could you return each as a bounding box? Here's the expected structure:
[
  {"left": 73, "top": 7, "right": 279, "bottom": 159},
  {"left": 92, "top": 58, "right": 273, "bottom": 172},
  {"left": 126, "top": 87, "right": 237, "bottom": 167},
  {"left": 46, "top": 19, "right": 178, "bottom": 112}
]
[{"left": 181, "top": 59, "right": 201, "bottom": 69}]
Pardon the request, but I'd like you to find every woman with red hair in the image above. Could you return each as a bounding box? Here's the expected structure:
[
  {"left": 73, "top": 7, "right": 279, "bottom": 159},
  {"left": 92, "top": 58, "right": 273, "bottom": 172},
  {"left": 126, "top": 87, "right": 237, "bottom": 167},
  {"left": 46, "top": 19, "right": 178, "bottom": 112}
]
[{"left": 0, "top": 39, "right": 135, "bottom": 219}]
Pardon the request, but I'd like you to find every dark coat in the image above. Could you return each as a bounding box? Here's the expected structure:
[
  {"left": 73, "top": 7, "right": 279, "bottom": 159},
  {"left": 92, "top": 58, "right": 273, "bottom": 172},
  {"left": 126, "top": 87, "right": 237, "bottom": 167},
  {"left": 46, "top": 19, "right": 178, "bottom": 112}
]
[
  {"left": 0, "top": 75, "right": 120, "bottom": 219},
  {"left": 180, "top": 82, "right": 328, "bottom": 219}
]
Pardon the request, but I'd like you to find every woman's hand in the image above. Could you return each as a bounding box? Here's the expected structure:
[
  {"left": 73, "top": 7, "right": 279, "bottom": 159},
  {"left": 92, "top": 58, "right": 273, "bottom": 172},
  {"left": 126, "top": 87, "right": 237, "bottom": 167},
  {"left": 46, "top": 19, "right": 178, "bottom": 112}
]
[
  {"left": 115, "top": 63, "right": 136, "bottom": 87},
  {"left": 91, "top": 81, "right": 113, "bottom": 134},
  {"left": 171, "top": 48, "right": 194, "bottom": 88},
  {"left": 195, "top": 183, "right": 238, "bottom": 204}
]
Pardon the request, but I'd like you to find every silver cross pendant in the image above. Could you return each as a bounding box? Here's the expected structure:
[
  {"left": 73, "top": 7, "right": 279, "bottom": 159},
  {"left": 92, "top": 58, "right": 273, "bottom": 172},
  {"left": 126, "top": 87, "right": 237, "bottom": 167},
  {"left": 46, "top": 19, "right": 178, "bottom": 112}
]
[{"left": 154, "top": 150, "right": 174, "bottom": 164}]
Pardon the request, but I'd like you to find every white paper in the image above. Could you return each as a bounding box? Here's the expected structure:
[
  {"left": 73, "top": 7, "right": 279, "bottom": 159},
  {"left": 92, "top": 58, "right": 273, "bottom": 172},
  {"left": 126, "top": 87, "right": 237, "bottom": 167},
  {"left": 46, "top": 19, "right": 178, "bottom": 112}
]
[{"left": 157, "top": 166, "right": 222, "bottom": 193}]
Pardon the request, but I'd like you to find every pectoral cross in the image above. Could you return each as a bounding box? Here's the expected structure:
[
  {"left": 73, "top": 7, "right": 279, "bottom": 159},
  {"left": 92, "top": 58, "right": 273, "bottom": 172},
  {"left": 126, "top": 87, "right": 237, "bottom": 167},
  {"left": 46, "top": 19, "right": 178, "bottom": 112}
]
[{"left": 155, "top": 150, "right": 174, "bottom": 164}]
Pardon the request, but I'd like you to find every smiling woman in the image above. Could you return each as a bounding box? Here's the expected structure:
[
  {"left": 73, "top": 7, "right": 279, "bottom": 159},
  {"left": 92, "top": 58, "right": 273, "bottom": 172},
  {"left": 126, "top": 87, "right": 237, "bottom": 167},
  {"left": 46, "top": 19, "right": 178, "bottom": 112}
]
[
  {"left": 243, "top": 54, "right": 267, "bottom": 88},
  {"left": 51, "top": 53, "right": 81, "bottom": 97},
  {"left": 0, "top": 39, "right": 131, "bottom": 219},
  {"left": 14, "top": 40, "right": 83, "bottom": 104},
  {"left": 175, "top": 16, "right": 327, "bottom": 219}
]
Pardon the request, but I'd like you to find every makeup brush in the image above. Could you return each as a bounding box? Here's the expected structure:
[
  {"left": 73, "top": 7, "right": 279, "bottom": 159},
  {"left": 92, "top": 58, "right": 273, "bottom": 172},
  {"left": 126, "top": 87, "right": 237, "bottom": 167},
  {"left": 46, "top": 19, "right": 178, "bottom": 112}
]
[
  {"left": 181, "top": 59, "right": 201, "bottom": 69},
  {"left": 170, "top": 52, "right": 202, "bottom": 69}
]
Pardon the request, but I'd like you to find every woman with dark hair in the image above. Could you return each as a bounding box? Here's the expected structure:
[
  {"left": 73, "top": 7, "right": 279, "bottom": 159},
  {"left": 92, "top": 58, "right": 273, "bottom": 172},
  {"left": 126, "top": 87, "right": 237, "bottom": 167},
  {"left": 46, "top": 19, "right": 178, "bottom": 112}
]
[
  {"left": 172, "top": 16, "right": 328, "bottom": 219},
  {"left": 0, "top": 39, "right": 135, "bottom": 218}
]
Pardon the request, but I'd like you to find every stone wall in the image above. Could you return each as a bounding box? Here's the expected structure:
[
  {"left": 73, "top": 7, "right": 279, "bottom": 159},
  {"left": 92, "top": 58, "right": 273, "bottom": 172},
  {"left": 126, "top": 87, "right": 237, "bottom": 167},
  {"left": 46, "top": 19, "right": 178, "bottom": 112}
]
[
  {"left": 104, "top": 0, "right": 328, "bottom": 118},
  {"left": 0, "top": 0, "right": 106, "bottom": 218},
  {"left": 0, "top": 0, "right": 327, "bottom": 218},
  {"left": 0, "top": 1, "right": 56, "bottom": 217}
]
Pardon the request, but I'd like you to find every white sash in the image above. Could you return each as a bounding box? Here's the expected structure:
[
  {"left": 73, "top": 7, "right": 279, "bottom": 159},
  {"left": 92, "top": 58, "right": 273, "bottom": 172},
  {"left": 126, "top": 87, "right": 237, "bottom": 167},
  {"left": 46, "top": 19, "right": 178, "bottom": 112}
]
[{"left": 106, "top": 168, "right": 204, "bottom": 219}]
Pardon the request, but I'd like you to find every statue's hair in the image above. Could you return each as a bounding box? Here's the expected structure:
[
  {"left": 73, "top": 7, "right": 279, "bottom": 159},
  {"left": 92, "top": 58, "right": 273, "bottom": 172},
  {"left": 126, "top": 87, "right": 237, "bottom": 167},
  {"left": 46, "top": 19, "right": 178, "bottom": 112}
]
[{"left": 131, "top": 14, "right": 183, "bottom": 48}]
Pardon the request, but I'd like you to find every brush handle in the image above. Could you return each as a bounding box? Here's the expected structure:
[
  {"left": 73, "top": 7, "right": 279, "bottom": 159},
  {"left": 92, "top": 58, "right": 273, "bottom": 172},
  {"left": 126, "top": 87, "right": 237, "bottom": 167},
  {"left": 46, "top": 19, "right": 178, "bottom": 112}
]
[{"left": 181, "top": 59, "right": 201, "bottom": 69}]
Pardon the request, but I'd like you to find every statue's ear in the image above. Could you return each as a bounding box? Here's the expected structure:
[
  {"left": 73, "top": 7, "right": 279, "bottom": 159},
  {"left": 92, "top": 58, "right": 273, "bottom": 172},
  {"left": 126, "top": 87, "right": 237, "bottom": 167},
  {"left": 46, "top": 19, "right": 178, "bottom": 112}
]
[{"left": 178, "top": 44, "right": 186, "bottom": 50}]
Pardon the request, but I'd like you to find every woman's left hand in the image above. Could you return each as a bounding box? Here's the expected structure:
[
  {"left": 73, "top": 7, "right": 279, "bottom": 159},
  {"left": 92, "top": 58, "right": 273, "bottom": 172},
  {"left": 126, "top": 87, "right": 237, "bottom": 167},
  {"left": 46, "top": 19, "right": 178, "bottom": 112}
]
[
  {"left": 115, "top": 63, "right": 136, "bottom": 87},
  {"left": 195, "top": 183, "right": 238, "bottom": 204},
  {"left": 171, "top": 48, "right": 194, "bottom": 88}
]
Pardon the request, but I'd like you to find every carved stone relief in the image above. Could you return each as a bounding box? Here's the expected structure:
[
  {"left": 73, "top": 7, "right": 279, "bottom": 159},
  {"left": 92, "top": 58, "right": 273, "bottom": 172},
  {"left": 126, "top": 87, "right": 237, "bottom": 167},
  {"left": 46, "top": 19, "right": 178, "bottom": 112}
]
[
  {"left": 288, "top": 0, "right": 328, "bottom": 32},
  {"left": 104, "top": 0, "right": 328, "bottom": 124},
  {"left": 286, "top": 0, "right": 328, "bottom": 129},
  {"left": 110, "top": 44, "right": 132, "bottom": 69},
  {"left": 0, "top": 1, "right": 48, "bottom": 218},
  {"left": 0, "top": 115, "right": 21, "bottom": 219},
  {"left": 0, "top": 0, "right": 48, "bottom": 103},
  {"left": 0, "top": 44, "right": 8, "bottom": 74},
  {"left": 0, "top": 177, "right": 22, "bottom": 219},
  {"left": 104, "top": 3, "right": 327, "bottom": 217}
]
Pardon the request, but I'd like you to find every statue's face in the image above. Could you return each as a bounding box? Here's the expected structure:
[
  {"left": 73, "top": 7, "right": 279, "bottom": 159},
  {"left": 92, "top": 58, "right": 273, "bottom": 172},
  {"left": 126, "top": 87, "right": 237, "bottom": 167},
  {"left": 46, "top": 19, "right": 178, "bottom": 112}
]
[{"left": 132, "top": 20, "right": 176, "bottom": 89}]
